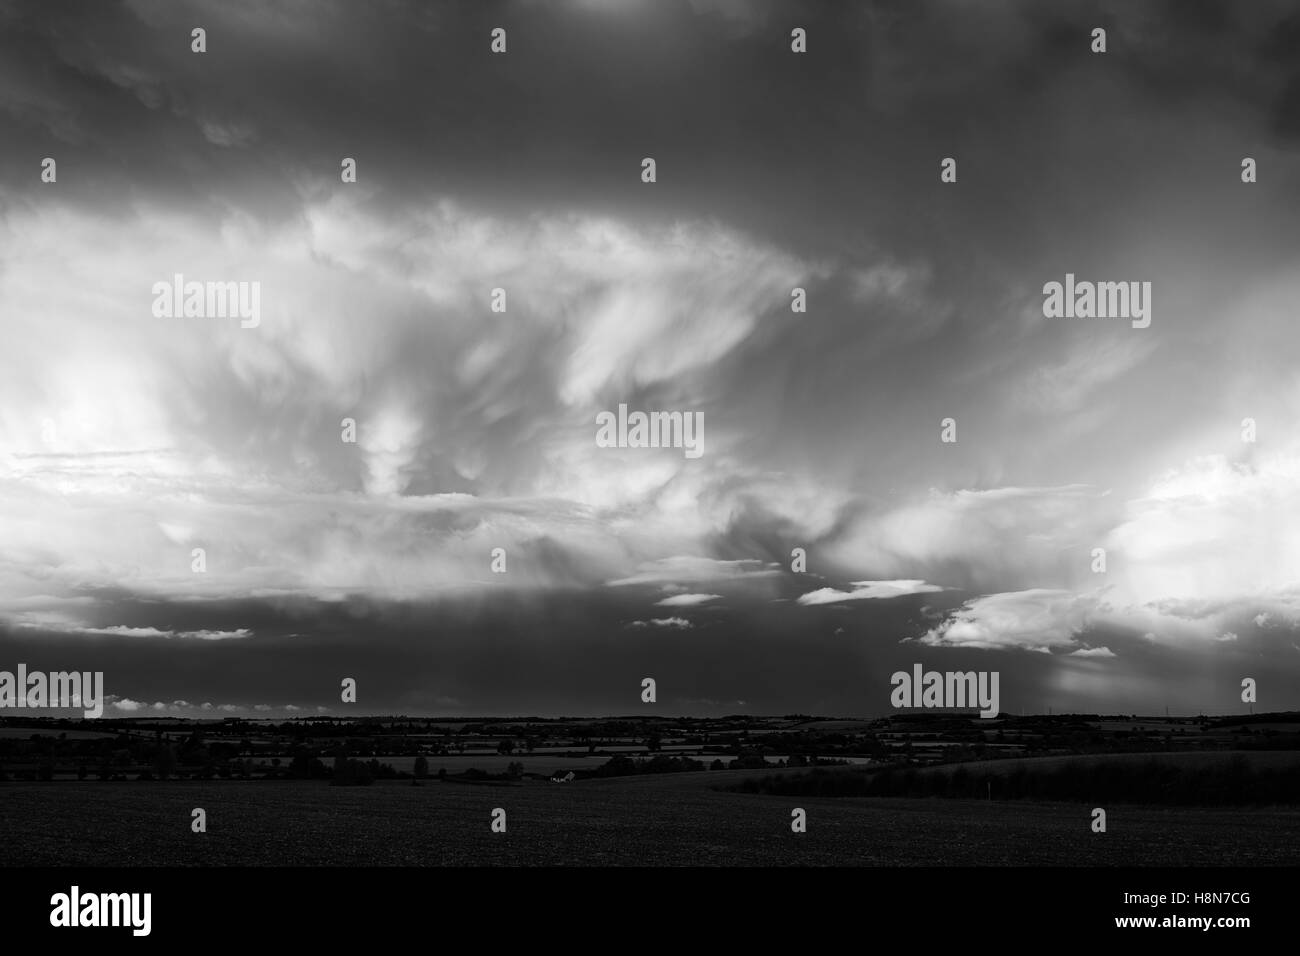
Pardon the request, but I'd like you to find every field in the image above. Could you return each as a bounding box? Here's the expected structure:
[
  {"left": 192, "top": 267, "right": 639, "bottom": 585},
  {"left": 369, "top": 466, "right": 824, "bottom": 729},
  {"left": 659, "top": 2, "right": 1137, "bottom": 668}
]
[
  {"left": 270, "top": 752, "right": 871, "bottom": 775},
  {"left": 913, "top": 750, "right": 1300, "bottom": 777},
  {"left": 0, "top": 728, "right": 118, "bottom": 740},
  {"left": 3, "top": 769, "right": 1297, "bottom": 866}
]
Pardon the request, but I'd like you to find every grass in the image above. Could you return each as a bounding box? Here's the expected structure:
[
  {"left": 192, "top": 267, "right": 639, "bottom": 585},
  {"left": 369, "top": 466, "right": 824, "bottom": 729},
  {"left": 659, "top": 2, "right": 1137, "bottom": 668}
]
[{"left": 2, "top": 770, "right": 1297, "bottom": 866}]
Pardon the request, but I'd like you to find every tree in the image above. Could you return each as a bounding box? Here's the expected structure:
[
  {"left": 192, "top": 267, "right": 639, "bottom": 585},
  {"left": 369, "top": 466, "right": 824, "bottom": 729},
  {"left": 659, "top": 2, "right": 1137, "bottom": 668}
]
[
  {"left": 414, "top": 755, "right": 429, "bottom": 779},
  {"left": 152, "top": 745, "right": 177, "bottom": 780},
  {"left": 497, "top": 738, "right": 515, "bottom": 755},
  {"left": 331, "top": 757, "right": 375, "bottom": 786}
]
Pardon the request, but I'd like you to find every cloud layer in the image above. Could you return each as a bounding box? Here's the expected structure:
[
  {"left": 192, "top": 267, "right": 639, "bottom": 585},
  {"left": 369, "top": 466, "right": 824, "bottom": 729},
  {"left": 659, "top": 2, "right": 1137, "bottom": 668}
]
[{"left": 2, "top": 0, "right": 1300, "bottom": 715}]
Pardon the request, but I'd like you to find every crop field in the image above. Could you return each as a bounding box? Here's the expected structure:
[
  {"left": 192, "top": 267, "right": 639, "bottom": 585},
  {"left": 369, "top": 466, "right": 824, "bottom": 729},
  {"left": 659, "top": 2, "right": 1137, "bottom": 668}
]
[
  {"left": 912, "top": 750, "right": 1300, "bottom": 777},
  {"left": 3, "top": 769, "right": 1297, "bottom": 866}
]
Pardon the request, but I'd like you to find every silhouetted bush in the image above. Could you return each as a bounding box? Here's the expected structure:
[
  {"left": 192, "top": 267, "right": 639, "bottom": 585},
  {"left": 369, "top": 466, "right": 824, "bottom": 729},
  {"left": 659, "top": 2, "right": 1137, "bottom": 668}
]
[
  {"left": 583, "top": 753, "right": 705, "bottom": 779},
  {"left": 288, "top": 753, "right": 329, "bottom": 779},
  {"left": 330, "top": 758, "right": 375, "bottom": 786}
]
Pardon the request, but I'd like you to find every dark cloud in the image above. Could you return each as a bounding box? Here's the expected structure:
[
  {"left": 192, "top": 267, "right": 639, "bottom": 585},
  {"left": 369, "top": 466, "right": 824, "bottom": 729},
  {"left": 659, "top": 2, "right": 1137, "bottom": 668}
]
[{"left": 3, "top": 0, "right": 1300, "bottom": 715}]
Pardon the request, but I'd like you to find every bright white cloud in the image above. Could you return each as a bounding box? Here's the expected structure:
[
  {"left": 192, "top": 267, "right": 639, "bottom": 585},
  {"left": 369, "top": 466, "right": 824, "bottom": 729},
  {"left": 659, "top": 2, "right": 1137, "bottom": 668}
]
[
  {"left": 1106, "top": 450, "right": 1300, "bottom": 607},
  {"left": 0, "top": 197, "right": 819, "bottom": 609},
  {"left": 796, "top": 579, "right": 941, "bottom": 606},
  {"left": 655, "top": 593, "right": 721, "bottom": 607},
  {"left": 1068, "top": 646, "right": 1116, "bottom": 658},
  {"left": 921, "top": 589, "right": 1096, "bottom": 651}
]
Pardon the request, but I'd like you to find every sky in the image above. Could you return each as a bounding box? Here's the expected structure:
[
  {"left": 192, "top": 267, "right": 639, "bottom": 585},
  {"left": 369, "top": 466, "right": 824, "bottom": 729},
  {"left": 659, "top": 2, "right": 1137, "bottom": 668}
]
[{"left": 2, "top": 0, "right": 1300, "bottom": 718}]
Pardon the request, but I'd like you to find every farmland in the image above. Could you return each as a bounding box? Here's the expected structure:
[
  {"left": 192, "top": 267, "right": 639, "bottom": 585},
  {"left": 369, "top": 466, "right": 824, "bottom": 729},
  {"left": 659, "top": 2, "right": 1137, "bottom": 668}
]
[
  {"left": 3, "top": 710, "right": 1297, "bottom": 866},
  {"left": 2, "top": 771, "right": 1297, "bottom": 866}
]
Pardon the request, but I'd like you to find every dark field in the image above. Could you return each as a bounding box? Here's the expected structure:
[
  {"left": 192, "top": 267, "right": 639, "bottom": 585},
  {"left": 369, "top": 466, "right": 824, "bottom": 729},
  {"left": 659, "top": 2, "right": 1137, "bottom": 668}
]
[{"left": 3, "top": 770, "right": 1297, "bottom": 866}]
